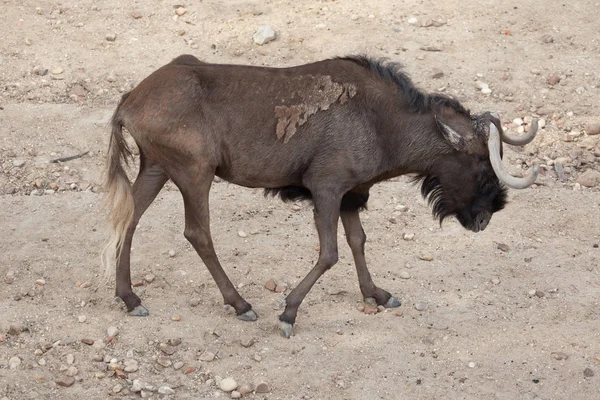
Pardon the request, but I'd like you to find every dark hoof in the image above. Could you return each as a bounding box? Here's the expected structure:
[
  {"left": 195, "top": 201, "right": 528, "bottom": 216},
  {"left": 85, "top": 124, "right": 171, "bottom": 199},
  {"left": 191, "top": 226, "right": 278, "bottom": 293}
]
[
  {"left": 384, "top": 296, "right": 401, "bottom": 308},
  {"left": 128, "top": 304, "right": 150, "bottom": 317},
  {"left": 279, "top": 321, "right": 294, "bottom": 338},
  {"left": 237, "top": 309, "right": 258, "bottom": 322}
]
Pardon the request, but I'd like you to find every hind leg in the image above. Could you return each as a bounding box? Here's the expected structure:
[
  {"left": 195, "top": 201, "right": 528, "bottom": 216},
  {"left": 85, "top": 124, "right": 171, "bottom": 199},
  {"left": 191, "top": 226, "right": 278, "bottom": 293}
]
[
  {"left": 173, "top": 167, "right": 257, "bottom": 321},
  {"left": 115, "top": 156, "right": 168, "bottom": 315}
]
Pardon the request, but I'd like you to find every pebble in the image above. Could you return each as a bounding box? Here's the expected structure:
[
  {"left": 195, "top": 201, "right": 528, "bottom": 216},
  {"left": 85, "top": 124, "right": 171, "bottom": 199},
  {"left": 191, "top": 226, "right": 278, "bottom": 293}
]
[
  {"left": 583, "top": 367, "right": 594, "bottom": 377},
  {"left": 547, "top": 75, "right": 561, "bottom": 85},
  {"left": 160, "top": 344, "right": 177, "bottom": 355},
  {"left": 9, "top": 356, "right": 21, "bottom": 370},
  {"left": 587, "top": 124, "right": 600, "bottom": 136},
  {"left": 171, "top": 314, "right": 181, "bottom": 321},
  {"left": 189, "top": 298, "right": 200, "bottom": 307},
  {"left": 419, "top": 255, "right": 433, "bottom": 261},
  {"left": 66, "top": 366, "right": 78, "bottom": 377},
  {"left": 468, "top": 362, "right": 476, "bottom": 368},
  {"left": 255, "top": 381, "right": 271, "bottom": 393},
  {"left": 106, "top": 72, "right": 117, "bottom": 83},
  {"left": 35, "top": 278, "right": 46, "bottom": 285},
  {"left": 199, "top": 347, "right": 217, "bottom": 362},
  {"left": 253, "top": 354, "right": 262, "bottom": 362},
  {"left": 168, "top": 249, "right": 176, "bottom": 257},
  {"left": 362, "top": 305, "right": 378, "bottom": 315},
  {"left": 67, "top": 354, "right": 75, "bottom": 364},
  {"left": 175, "top": 7, "right": 187, "bottom": 16},
  {"left": 253, "top": 25, "right": 277, "bottom": 45},
  {"left": 275, "top": 283, "right": 287, "bottom": 293},
  {"left": 594, "top": 147, "right": 600, "bottom": 157},
  {"left": 395, "top": 204, "right": 408, "bottom": 212},
  {"left": 80, "top": 281, "right": 92, "bottom": 288},
  {"left": 231, "top": 391, "right": 242, "bottom": 399},
  {"left": 238, "top": 230, "right": 247, "bottom": 238},
  {"left": 264, "top": 278, "right": 277, "bottom": 291},
  {"left": 38, "top": 358, "right": 46, "bottom": 366},
  {"left": 240, "top": 336, "right": 255, "bottom": 348},
  {"left": 51, "top": 67, "right": 64, "bottom": 75},
  {"left": 173, "top": 361, "right": 184, "bottom": 370},
  {"left": 399, "top": 271, "right": 411, "bottom": 279},
  {"left": 158, "top": 386, "right": 175, "bottom": 395},
  {"left": 105, "top": 33, "right": 117, "bottom": 41},
  {"left": 551, "top": 352, "right": 568, "bottom": 360},
  {"left": 144, "top": 273, "right": 156, "bottom": 283},
  {"left": 351, "top": 14, "right": 359, "bottom": 21},
  {"left": 497, "top": 243, "right": 510, "bottom": 252},
  {"left": 81, "top": 338, "right": 94, "bottom": 346},
  {"left": 491, "top": 278, "right": 501, "bottom": 285},
  {"left": 34, "top": 348, "right": 44, "bottom": 357},
  {"left": 431, "top": 68, "right": 444, "bottom": 79},
  {"left": 535, "top": 290, "right": 545, "bottom": 298},
  {"left": 407, "top": 17, "right": 419, "bottom": 25},
  {"left": 291, "top": 204, "right": 302, "bottom": 211},
  {"left": 414, "top": 301, "right": 428, "bottom": 311},
  {"left": 78, "top": 315, "right": 86, "bottom": 323},
  {"left": 56, "top": 377, "right": 75, "bottom": 387},
  {"left": 113, "top": 384, "right": 123, "bottom": 393},
  {"left": 238, "top": 383, "right": 253, "bottom": 394},
  {"left": 8, "top": 324, "right": 21, "bottom": 336},
  {"left": 220, "top": 377, "right": 238, "bottom": 392},
  {"left": 107, "top": 326, "right": 119, "bottom": 337},
  {"left": 541, "top": 34, "right": 554, "bottom": 43},
  {"left": 131, "top": 379, "right": 143, "bottom": 392},
  {"left": 33, "top": 65, "right": 48, "bottom": 75},
  {"left": 528, "top": 289, "right": 537, "bottom": 296},
  {"left": 184, "top": 367, "right": 197, "bottom": 374},
  {"left": 124, "top": 359, "right": 139, "bottom": 372},
  {"left": 12, "top": 159, "right": 25, "bottom": 167},
  {"left": 131, "top": 11, "right": 143, "bottom": 19},
  {"left": 403, "top": 233, "right": 415, "bottom": 241},
  {"left": 577, "top": 170, "right": 600, "bottom": 187}
]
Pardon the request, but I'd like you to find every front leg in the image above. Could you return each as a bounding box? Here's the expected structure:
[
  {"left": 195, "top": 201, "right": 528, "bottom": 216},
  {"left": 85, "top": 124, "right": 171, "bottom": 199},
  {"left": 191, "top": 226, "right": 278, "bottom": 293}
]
[{"left": 340, "top": 209, "right": 401, "bottom": 308}]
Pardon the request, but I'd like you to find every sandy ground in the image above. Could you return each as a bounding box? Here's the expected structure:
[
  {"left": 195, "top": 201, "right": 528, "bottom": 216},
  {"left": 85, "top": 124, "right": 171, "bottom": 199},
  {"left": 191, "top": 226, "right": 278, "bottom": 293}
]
[{"left": 1, "top": 0, "right": 599, "bottom": 399}]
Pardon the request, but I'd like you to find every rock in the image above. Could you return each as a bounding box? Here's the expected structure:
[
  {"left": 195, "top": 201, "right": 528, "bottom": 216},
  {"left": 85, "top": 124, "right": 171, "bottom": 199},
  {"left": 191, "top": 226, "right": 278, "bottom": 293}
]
[
  {"left": 113, "top": 384, "right": 123, "bottom": 393},
  {"left": 541, "top": 34, "right": 554, "bottom": 43},
  {"left": 189, "top": 298, "right": 200, "bottom": 307},
  {"left": 158, "top": 386, "right": 175, "bottom": 395},
  {"left": 264, "top": 278, "right": 277, "bottom": 291},
  {"left": 124, "top": 359, "right": 138, "bottom": 372},
  {"left": 51, "top": 67, "right": 64, "bottom": 75},
  {"left": 583, "top": 367, "right": 594, "bottom": 377},
  {"left": 173, "top": 361, "right": 184, "bottom": 370},
  {"left": 34, "top": 349, "right": 44, "bottom": 356},
  {"left": 418, "top": 255, "right": 433, "bottom": 261},
  {"left": 547, "top": 75, "right": 561, "bottom": 85},
  {"left": 105, "top": 33, "right": 117, "bottom": 41},
  {"left": 38, "top": 358, "right": 46, "bottom": 366},
  {"left": 577, "top": 170, "right": 600, "bottom": 187},
  {"left": 131, "top": 11, "right": 143, "bottom": 19},
  {"left": 107, "top": 326, "right": 119, "bottom": 337},
  {"left": 184, "top": 367, "right": 196, "bottom": 374},
  {"left": 240, "top": 336, "right": 255, "bottom": 348},
  {"left": 8, "top": 324, "right": 21, "bottom": 336},
  {"left": 535, "top": 290, "right": 545, "bottom": 298},
  {"left": 291, "top": 204, "right": 302, "bottom": 211},
  {"left": 33, "top": 65, "right": 48, "bottom": 75},
  {"left": 144, "top": 273, "right": 155, "bottom": 283},
  {"left": 66, "top": 366, "right": 78, "bottom": 376},
  {"left": 160, "top": 344, "right": 177, "bottom": 355},
  {"left": 9, "top": 356, "right": 21, "bottom": 370},
  {"left": 468, "top": 361, "right": 476, "bottom": 368},
  {"left": 171, "top": 314, "right": 181, "bottom": 321},
  {"left": 56, "top": 377, "right": 75, "bottom": 387},
  {"left": 106, "top": 72, "right": 117, "bottom": 83},
  {"left": 551, "top": 352, "right": 568, "bottom": 360},
  {"left": 414, "top": 301, "right": 428, "bottom": 311},
  {"left": 220, "top": 377, "right": 238, "bottom": 392},
  {"left": 554, "top": 163, "right": 566, "bottom": 182},
  {"left": 315, "top": 23, "right": 327, "bottom": 29},
  {"left": 395, "top": 204, "right": 408, "bottom": 212},
  {"left": 255, "top": 381, "right": 271, "bottom": 393},
  {"left": 199, "top": 347, "right": 217, "bottom": 362},
  {"left": 35, "top": 278, "right": 46, "bottom": 286},
  {"left": 237, "top": 230, "right": 247, "bottom": 238},
  {"left": 131, "top": 379, "right": 143, "bottom": 392},
  {"left": 491, "top": 278, "right": 501, "bottom": 285},
  {"left": 12, "top": 159, "right": 25, "bottom": 167},
  {"left": 431, "top": 68, "right": 444, "bottom": 79},
  {"left": 403, "top": 233, "right": 415, "bottom": 241},
  {"left": 174, "top": 7, "right": 187, "bottom": 16},
  {"left": 253, "top": 354, "right": 262, "bottom": 362},
  {"left": 351, "top": 14, "right": 359, "bottom": 21},
  {"left": 594, "top": 147, "right": 600, "bottom": 157},
  {"left": 238, "top": 383, "right": 253, "bottom": 394},
  {"left": 399, "top": 271, "right": 411, "bottom": 279},
  {"left": 275, "top": 283, "right": 287, "bottom": 293},
  {"left": 362, "top": 305, "right": 378, "bottom": 315},
  {"left": 168, "top": 249, "right": 176, "bottom": 257},
  {"left": 253, "top": 25, "right": 276, "bottom": 45},
  {"left": 586, "top": 124, "right": 600, "bottom": 136},
  {"left": 66, "top": 354, "right": 74, "bottom": 364},
  {"left": 81, "top": 338, "right": 94, "bottom": 345},
  {"left": 77, "top": 315, "right": 86, "bottom": 323},
  {"left": 497, "top": 243, "right": 510, "bottom": 252},
  {"left": 231, "top": 391, "right": 242, "bottom": 399}
]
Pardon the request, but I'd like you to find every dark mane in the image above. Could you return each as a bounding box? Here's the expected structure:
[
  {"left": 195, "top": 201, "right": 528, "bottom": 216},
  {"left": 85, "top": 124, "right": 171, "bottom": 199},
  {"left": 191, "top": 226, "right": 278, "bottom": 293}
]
[{"left": 339, "top": 55, "right": 470, "bottom": 117}]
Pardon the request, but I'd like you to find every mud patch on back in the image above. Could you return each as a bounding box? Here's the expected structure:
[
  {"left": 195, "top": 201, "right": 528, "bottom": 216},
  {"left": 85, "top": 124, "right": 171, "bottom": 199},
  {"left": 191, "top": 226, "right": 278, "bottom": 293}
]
[{"left": 275, "top": 75, "right": 357, "bottom": 143}]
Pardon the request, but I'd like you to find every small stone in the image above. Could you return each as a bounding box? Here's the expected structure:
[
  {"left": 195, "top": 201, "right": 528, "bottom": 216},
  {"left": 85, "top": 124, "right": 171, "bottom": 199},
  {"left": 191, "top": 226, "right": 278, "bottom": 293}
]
[
  {"left": 491, "top": 278, "right": 501, "bottom": 285},
  {"left": 315, "top": 23, "right": 327, "bottom": 29},
  {"left": 184, "top": 367, "right": 196, "bottom": 374},
  {"left": 160, "top": 344, "right": 177, "bottom": 355},
  {"left": 274, "top": 283, "right": 287, "bottom": 293},
  {"left": 594, "top": 147, "right": 600, "bottom": 157},
  {"left": 9, "top": 356, "right": 21, "bottom": 370},
  {"left": 253, "top": 25, "right": 277, "bottom": 45},
  {"left": 255, "top": 381, "right": 271, "bottom": 393},
  {"left": 583, "top": 368, "right": 594, "bottom": 377},
  {"left": 81, "top": 338, "right": 94, "bottom": 345},
  {"left": 189, "top": 298, "right": 200, "bottom": 307},
  {"left": 577, "top": 170, "right": 600, "bottom": 187},
  {"left": 168, "top": 249, "right": 176, "bottom": 257},
  {"left": 173, "top": 361, "right": 184, "bottom": 370},
  {"left": 395, "top": 204, "right": 408, "bottom": 212},
  {"left": 168, "top": 338, "right": 182, "bottom": 346},
  {"left": 124, "top": 359, "right": 139, "bottom": 372},
  {"left": 33, "top": 65, "right": 48, "bottom": 75},
  {"left": 144, "top": 273, "right": 155, "bottom": 283},
  {"left": 8, "top": 324, "right": 21, "bottom": 336},
  {"left": 66, "top": 354, "right": 75, "bottom": 364},
  {"left": 78, "top": 315, "right": 86, "bottom": 323},
  {"left": 12, "top": 159, "right": 25, "bottom": 167},
  {"left": 131, "top": 379, "right": 143, "bottom": 392},
  {"left": 56, "top": 377, "right": 75, "bottom": 387},
  {"left": 399, "top": 271, "right": 411, "bottom": 279},
  {"left": 157, "top": 357, "right": 172, "bottom": 368},
  {"left": 363, "top": 305, "right": 378, "bottom": 315},
  {"left": 551, "top": 352, "right": 568, "bottom": 360},
  {"left": 34, "top": 349, "right": 44, "bottom": 356},
  {"left": 431, "top": 68, "right": 444, "bottom": 79},
  {"left": 175, "top": 7, "right": 187, "bottom": 16},
  {"left": 95, "top": 372, "right": 106, "bottom": 379},
  {"left": 113, "top": 384, "right": 123, "bottom": 393},
  {"left": 238, "top": 230, "right": 247, "bottom": 238},
  {"left": 171, "top": 314, "right": 181, "bottom": 321},
  {"left": 497, "top": 243, "right": 510, "bottom": 252},
  {"left": 419, "top": 255, "right": 433, "bottom": 261},
  {"left": 403, "top": 233, "right": 415, "bottom": 241},
  {"left": 541, "top": 34, "right": 554, "bottom": 43},
  {"left": 107, "top": 326, "right": 119, "bottom": 337},
  {"left": 264, "top": 278, "right": 277, "bottom": 291},
  {"left": 35, "top": 278, "right": 46, "bottom": 286},
  {"left": 38, "top": 358, "right": 46, "bottom": 366},
  {"left": 51, "top": 67, "right": 64, "bottom": 75},
  {"left": 220, "top": 377, "right": 238, "bottom": 392},
  {"left": 231, "top": 391, "right": 242, "bottom": 399},
  {"left": 158, "top": 386, "right": 175, "bottom": 395},
  {"left": 105, "top": 33, "right": 117, "bottom": 41},
  {"left": 407, "top": 17, "right": 419, "bottom": 25},
  {"left": 240, "top": 336, "right": 255, "bottom": 348},
  {"left": 66, "top": 366, "right": 78, "bottom": 377},
  {"left": 535, "top": 290, "right": 545, "bottom": 298},
  {"left": 80, "top": 281, "right": 92, "bottom": 288},
  {"left": 414, "top": 301, "right": 428, "bottom": 311},
  {"left": 291, "top": 204, "right": 302, "bottom": 211},
  {"left": 528, "top": 289, "right": 537, "bottom": 296},
  {"left": 199, "top": 347, "right": 217, "bottom": 362},
  {"left": 547, "top": 75, "right": 561, "bottom": 86},
  {"left": 587, "top": 124, "right": 600, "bottom": 136},
  {"left": 238, "top": 383, "right": 253, "bottom": 394},
  {"left": 468, "top": 361, "right": 476, "bottom": 368},
  {"left": 351, "top": 14, "right": 359, "bottom": 21},
  {"left": 253, "top": 354, "right": 262, "bottom": 362},
  {"left": 106, "top": 72, "right": 117, "bottom": 83},
  {"left": 131, "top": 11, "right": 143, "bottom": 19},
  {"left": 141, "top": 390, "right": 153, "bottom": 398}
]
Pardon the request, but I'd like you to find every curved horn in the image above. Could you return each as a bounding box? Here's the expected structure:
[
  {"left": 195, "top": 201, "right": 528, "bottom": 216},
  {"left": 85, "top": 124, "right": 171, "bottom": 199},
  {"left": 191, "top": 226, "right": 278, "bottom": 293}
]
[
  {"left": 501, "top": 119, "right": 538, "bottom": 146},
  {"left": 488, "top": 123, "right": 538, "bottom": 189}
]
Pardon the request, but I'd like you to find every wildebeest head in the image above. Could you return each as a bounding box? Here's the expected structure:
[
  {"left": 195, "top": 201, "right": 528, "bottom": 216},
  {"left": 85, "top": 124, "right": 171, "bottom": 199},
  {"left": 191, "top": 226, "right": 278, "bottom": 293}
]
[{"left": 419, "top": 109, "right": 538, "bottom": 232}]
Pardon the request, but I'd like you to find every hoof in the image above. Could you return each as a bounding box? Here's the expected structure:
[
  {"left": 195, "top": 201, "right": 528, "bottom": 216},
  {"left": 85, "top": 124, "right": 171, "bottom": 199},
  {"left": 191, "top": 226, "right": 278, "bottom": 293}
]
[
  {"left": 128, "top": 304, "right": 150, "bottom": 317},
  {"left": 237, "top": 309, "right": 258, "bottom": 322},
  {"left": 384, "top": 296, "right": 401, "bottom": 308},
  {"left": 279, "top": 321, "right": 294, "bottom": 338}
]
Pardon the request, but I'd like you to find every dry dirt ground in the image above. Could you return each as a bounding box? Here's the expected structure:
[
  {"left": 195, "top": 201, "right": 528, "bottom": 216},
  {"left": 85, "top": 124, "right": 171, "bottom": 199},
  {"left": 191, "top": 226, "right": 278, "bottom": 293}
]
[{"left": 1, "top": 0, "right": 599, "bottom": 399}]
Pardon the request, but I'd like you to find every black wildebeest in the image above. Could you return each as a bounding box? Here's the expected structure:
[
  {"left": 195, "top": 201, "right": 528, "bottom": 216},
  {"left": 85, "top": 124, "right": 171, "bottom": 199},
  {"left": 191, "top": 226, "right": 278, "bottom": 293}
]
[{"left": 102, "top": 54, "right": 538, "bottom": 337}]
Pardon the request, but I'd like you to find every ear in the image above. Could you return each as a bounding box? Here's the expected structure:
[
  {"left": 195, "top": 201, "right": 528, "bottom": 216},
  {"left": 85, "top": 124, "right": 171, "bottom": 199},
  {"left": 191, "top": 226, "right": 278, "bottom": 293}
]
[{"left": 435, "top": 116, "right": 466, "bottom": 151}]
